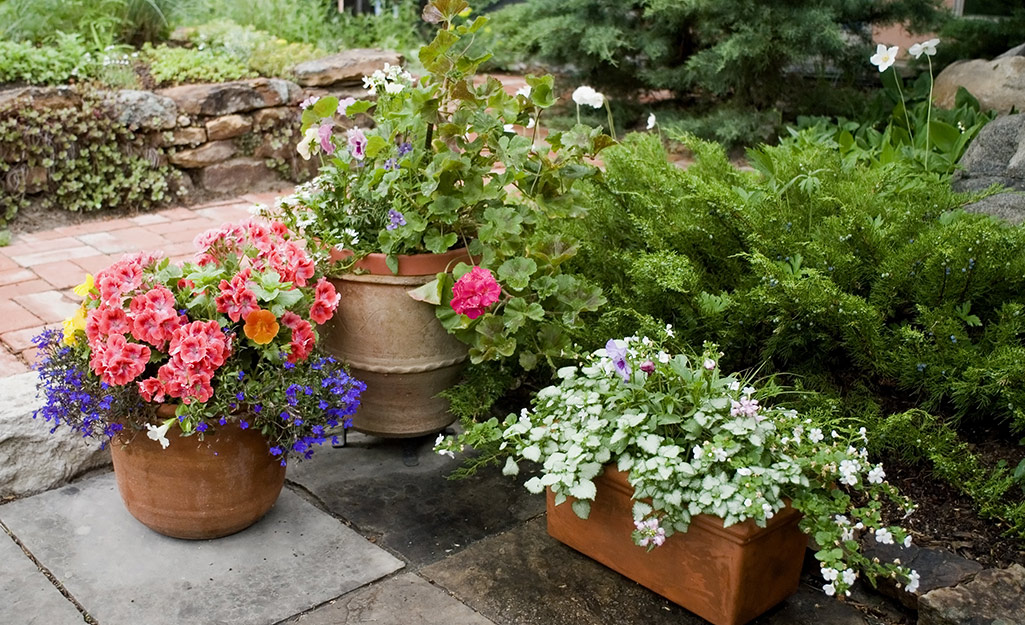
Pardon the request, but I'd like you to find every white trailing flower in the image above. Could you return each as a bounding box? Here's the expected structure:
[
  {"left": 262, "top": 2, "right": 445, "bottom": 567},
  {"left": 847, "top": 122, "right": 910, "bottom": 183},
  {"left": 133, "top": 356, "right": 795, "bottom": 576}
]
[
  {"left": 905, "top": 570, "right": 921, "bottom": 593},
  {"left": 874, "top": 527, "right": 894, "bottom": 545},
  {"left": 146, "top": 422, "right": 171, "bottom": 449},
  {"left": 646, "top": 113, "right": 656, "bottom": 130}
]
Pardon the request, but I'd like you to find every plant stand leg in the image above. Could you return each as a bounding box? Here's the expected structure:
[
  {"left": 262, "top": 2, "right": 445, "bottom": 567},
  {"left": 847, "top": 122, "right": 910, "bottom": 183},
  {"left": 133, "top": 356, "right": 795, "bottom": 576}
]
[{"left": 332, "top": 427, "right": 348, "bottom": 448}]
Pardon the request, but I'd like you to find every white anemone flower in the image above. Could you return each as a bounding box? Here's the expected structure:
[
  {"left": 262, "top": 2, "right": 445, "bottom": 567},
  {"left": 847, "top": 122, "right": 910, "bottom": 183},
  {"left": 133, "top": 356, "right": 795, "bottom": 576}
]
[
  {"left": 572, "top": 85, "right": 605, "bottom": 109},
  {"left": 146, "top": 422, "right": 171, "bottom": 449},
  {"left": 870, "top": 44, "right": 899, "bottom": 72},
  {"left": 909, "top": 38, "right": 939, "bottom": 60}
]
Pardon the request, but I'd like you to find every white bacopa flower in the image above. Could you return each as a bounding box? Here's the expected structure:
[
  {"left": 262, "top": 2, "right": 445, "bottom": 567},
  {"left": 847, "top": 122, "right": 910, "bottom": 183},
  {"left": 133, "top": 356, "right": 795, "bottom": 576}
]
[
  {"left": 904, "top": 534, "right": 913, "bottom": 548},
  {"left": 728, "top": 380, "right": 741, "bottom": 391},
  {"left": 875, "top": 528, "right": 894, "bottom": 545},
  {"left": 146, "top": 422, "right": 171, "bottom": 449},
  {"left": 823, "top": 583, "right": 836, "bottom": 596},
  {"left": 870, "top": 44, "right": 900, "bottom": 72},
  {"left": 503, "top": 123, "right": 516, "bottom": 133},
  {"left": 515, "top": 84, "right": 531, "bottom": 98},
  {"left": 842, "top": 568, "right": 857, "bottom": 586},
  {"left": 868, "top": 465, "right": 886, "bottom": 484},
  {"left": 665, "top": 323, "right": 674, "bottom": 337},
  {"left": 646, "top": 112, "right": 656, "bottom": 130},
  {"left": 809, "top": 428, "right": 825, "bottom": 443},
  {"left": 821, "top": 566, "right": 839, "bottom": 581},
  {"left": 905, "top": 570, "right": 920, "bottom": 593},
  {"left": 384, "top": 81, "right": 405, "bottom": 95},
  {"left": 572, "top": 85, "right": 605, "bottom": 109},
  {"left": 909, "top": 38, "right": 939, "bottom": 59},
  {"left": 526, "top": 116, "right": 536, "bottom": 129}
]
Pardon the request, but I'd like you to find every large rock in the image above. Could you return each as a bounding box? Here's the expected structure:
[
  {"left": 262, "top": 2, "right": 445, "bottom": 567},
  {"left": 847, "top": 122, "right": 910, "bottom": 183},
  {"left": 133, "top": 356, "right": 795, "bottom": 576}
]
[
  {"left": 197, "top": 157, "right": 284, "bottom": 193},
  {"left": 963, "top": 191, "right": 1025, "bottom": 224},
  {"left": 0, "top": 86, "right": 79, "bottom": 111},
  {"left": 110, "top": 90, "right": 177, "bottom": 130},
  {"left": 160, "top": 126, "right": 207, "bottom": 147},
  {"left": 156, "top": 78, "right": 301, "bottom": 117},
  {"left": 918, "top": 564, "right": 1025, "bottom": 625},
  {"left": 205, "top": 114, "right": 252, "bottom": 140},
  {"left": 996, "top": 42, "right": 1025, "bottom": 60},
  {"left": 0, "top": 372, "right": 110, "bottom": 499},
  {"left": 860, "top": 540, "right": 982, "bottom": 609},
  {"left": 953, "top": 114, "right": 1025, "bottom": 193},
  {"left": 934, "top": 56, "right": 1025, "bottom": 115},
  {"left": 292, "top": 49, "right": 402, "bottom": 87},
  {"left": 169, "top": 140, "right": 236, "bottom": 168}
]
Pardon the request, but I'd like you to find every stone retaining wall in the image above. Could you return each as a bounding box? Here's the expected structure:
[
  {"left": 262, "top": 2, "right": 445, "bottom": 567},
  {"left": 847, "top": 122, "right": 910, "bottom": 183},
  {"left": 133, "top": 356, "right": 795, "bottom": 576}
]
[{"left": 0, "top": 48, "right": 400, "bottom": 203}]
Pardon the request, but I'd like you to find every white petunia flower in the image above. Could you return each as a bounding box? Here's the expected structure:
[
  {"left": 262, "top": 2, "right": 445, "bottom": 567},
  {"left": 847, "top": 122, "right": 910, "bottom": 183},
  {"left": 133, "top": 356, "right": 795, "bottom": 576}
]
[
  {"left": 146, "top": 422, "right": 171, "bottom": 449},
  {"left": 572, "top": 85, "right": 605, "bottom": 108},
  {"left": 870, "top": 44, "right": 899, "bottom": 72},
  {"left": 909, "top": 38, "right": 939, "bottom": 59}
]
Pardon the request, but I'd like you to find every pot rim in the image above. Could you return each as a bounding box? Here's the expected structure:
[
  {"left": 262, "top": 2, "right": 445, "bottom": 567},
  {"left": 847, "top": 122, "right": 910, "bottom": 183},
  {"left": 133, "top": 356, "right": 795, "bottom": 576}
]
[{"left": 329, "top": 247, "right": 474, "bottom": 276}]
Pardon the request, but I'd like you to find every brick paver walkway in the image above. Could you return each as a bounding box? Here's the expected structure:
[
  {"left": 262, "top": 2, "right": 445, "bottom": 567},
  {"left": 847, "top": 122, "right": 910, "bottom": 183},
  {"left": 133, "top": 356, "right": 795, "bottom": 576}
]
[{"left": 0, "top": 189, "right": 293, "bottom": 377}]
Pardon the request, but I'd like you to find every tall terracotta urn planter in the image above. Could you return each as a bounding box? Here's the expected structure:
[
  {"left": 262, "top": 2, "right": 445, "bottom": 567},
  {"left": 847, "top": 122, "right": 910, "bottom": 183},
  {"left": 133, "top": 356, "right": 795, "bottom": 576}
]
[
  {"left": 323, "top": 248, "right": 470, "bottom": 438},
  {"left": 110, "top": 419, "right": 286, "bottom": 540},
  {"left": 547, "top": 467, "right": 807, "bottom": 625}
]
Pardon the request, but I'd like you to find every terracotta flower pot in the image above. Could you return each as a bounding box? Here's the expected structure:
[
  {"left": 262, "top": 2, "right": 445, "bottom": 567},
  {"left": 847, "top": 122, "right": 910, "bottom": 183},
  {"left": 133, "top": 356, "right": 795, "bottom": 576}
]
[
  {"left": 546, "top": 467, "right": 807, "bottom": 625},
  {"left": 323, "top": 248, "right": 471, "bottom": 438},
  {"left": 110, "top": 419, "right": 286, "bottom": 540}
]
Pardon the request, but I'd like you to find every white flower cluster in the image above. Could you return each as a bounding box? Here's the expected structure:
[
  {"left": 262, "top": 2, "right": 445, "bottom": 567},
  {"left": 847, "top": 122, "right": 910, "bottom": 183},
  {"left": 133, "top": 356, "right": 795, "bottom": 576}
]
[{"left": 363, "top": 63, "right": 415, "bottom": 96}]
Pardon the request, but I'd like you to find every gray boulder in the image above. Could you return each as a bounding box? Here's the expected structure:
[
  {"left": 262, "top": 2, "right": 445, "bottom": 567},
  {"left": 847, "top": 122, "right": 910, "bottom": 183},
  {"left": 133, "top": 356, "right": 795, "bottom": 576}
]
[
  {"left": 110, "top": 90, "right": 177, "bottom": 130},
  {"left": 292, "top": 49, "right": 403, "bottom": 87},
  {"left": 996, "top": 42, "right": 1025, "bottom": 60},
  {"left": 918, "top": 564, "right": 1025, "bottom": 625},
  {"left": 963, "top": 191, "right": 1025, "bottom": 225},
  {"left": 157, "top": 78, "right": 301, "bottom": 117},
  {"left": 934, "top": 56, "right": 1025, "bottom": 115},
  {"left": 0, "top": 372, "right": 110, "bottom": 499},
  {"left": 859, "top": 540, "right": 982, "bottom": 609},
  {"left": 953, "top": 113, "right": 1025, "bottom": 193}
]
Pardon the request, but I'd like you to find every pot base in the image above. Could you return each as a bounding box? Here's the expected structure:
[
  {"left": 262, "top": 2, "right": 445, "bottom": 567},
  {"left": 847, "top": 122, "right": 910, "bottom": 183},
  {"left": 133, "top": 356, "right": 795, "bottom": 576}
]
[
  {"left": 110, "top": 423, "right": 286, "bottom": 540},
  {"left": 547, "top": 467, "right": 806, "bottom": 625}
]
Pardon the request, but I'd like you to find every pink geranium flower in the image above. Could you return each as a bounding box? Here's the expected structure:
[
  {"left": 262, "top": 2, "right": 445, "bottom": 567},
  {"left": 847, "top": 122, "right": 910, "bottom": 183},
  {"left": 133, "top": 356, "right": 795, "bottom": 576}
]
[{"left": 451, "top": 267, "right": 501, "bottom": 320}]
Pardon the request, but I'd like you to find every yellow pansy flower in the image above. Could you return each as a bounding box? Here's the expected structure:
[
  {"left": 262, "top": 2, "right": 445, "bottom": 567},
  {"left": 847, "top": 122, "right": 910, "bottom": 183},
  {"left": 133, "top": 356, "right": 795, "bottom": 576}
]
[
  {"left": 62, "top": 305, "right": 87, "bottom": 346},
  {"left": 73, "top": 274, "right": 94, "bottom": 297}
]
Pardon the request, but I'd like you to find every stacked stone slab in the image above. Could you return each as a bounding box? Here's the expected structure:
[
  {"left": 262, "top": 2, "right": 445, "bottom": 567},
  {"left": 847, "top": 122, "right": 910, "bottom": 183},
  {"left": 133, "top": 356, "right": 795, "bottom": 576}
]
[{"left": 0, "top": 48, "right": 402, "bottom": 202}]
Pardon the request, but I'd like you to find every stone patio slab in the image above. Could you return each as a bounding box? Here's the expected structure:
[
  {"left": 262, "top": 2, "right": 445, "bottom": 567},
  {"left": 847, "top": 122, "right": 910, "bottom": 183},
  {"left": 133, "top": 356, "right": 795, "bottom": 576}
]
[
  {"left": 286, "top": 432, "right": 546, "bottom": 566},
  {"left": 0, "top": 473, "right": 404, "bottom": 625},
  {"left": 283, "top": 573, "right": 496, "bottom": 624},
  {"left": 421, "top": 517, "right": 871, "bottom": 625},
  {"left": 0, "top": 530, "right": 85, "bottom": 625}
]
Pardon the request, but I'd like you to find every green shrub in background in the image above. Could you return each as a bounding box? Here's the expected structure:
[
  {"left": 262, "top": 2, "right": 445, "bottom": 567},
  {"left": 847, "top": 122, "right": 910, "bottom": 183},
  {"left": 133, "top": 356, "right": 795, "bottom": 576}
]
[
  {"left": 0, "top": 90, "right": 182, "bottom": 236},
  {"left": 0, "top": 0, "right": 173, "bottom": 47},
  {"left": 932, "top": 8, "right": 1025, "bottom": 69},
  {"left": 486, "top": 0, "right": 944, "bottom": 106}
]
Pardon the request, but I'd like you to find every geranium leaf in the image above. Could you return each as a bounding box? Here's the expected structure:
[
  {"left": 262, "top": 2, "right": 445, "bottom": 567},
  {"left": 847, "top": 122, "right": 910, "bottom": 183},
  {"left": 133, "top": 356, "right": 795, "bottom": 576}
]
[{"left": 497, "top": 257, "right": 536, "bottom": 290}]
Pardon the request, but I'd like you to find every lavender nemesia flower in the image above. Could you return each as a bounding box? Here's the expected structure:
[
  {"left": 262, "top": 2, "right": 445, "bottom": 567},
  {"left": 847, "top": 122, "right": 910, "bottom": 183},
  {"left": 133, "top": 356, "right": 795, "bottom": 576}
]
[
  {"left": 386, "top": 209, "right": 406, "bottom": 230},
  {"left": 605, "top": 339, "right": 630, "bottom": 382},
  {"left": 347, "top": 127, "right": 367, "bottom": 160},
  {"left": 383, "top": 157, "right": 398, "bottom": 171},
  {"left": 397, "top": 141, "right": 412, "bottom": 156}
]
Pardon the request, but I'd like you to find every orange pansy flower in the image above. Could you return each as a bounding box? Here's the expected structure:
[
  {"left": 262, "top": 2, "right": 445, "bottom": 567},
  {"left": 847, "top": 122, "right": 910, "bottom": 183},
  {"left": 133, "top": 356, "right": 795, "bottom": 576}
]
[{"left": 243, "top": 309, "right": 280, "bottom": 345}]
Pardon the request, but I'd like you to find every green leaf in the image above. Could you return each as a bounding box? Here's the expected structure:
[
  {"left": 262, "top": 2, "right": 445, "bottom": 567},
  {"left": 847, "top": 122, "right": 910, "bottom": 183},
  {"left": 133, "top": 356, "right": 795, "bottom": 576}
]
[
  {"left": 385, "top": 254, "right": 399, "bottom": 275},
  {"left": 424, "top": 229, "right": 458, "bottom": 253},
  {"left": 407, "top": 277, "right": 444, "bottom": 305},
  {"left": 365, "top": 134, "right": 389, "bottom": 159},
  {"left": 274, "top": 288, "right": 303, "bottom": 309},
  {"left": 312, "top": 96, "right": 339, "bottom": 118},
  {"left": 571, "top": 499, "right": 591, "bottom": 519},
  {"left": 497, "top": 257, "right": 537, "bottom": 290},
  {"left": 346, "top": 100, "right": 373, "bottom": 116}
]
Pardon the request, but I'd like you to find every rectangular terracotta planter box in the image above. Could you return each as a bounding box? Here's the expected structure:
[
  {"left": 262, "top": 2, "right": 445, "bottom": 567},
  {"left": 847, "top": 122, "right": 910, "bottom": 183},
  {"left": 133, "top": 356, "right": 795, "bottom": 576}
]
[{"left": 546, "top": 467, "right": 807, "bottom": 625}]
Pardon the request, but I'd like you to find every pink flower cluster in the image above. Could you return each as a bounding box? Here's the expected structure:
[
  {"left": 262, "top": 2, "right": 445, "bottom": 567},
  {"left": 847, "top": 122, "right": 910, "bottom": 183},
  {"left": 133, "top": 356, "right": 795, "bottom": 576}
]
[
  {"left": 215, "top": 270, "right": 259, "bottom": 323},
  {"left": 310, "top": 278, "right": 340, "bottom": 325},
  {"left": 139, "top": 321, "right": 231, "bottom": 404},
  {"left": 194, "top": 220, "right": 315, "bottom": 288},
  {"left": 281, "top": 312, "right": 315, "bottom": 363},
  {"left": 451, "top": 267, "right": 501, "bottom": 320}
]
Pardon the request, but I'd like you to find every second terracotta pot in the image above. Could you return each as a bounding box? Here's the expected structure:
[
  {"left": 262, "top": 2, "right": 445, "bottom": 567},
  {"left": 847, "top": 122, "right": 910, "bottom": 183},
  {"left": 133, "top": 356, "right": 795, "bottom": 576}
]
[
  {"left": 324, "top": 248, "right": 470, "bottom": 437},
  {"left": 547, "top": 467, "right": 807, "bottom": 625}
]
